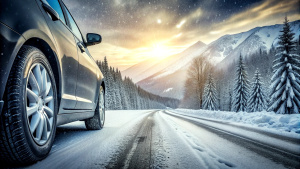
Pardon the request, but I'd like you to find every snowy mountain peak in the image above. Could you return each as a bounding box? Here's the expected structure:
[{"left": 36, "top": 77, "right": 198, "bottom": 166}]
[{"left": 190, "top": 40, "right": 206, "bottom": 48}]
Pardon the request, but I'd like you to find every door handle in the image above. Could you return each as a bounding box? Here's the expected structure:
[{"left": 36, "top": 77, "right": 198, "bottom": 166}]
[
  {"left": 40, "top": 0, "right": 60, "bottom": 21},
  {"left": 77, "top": 43, "right": 86, "bottom": 53}
]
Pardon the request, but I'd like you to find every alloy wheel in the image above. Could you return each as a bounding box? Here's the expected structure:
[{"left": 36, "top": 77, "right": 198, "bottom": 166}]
[{"left": 26, "top": 63, "right": 54, "bottom": 145}]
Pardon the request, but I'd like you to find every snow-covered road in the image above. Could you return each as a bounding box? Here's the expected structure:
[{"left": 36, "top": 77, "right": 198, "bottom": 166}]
[{"left": 20, "top": 110, "right": 299, "bottom": 169}]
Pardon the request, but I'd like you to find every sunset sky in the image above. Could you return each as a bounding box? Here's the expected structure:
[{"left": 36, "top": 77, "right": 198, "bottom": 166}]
[{"left": 63, "top": 0, "right": 299, "bottom": 71}]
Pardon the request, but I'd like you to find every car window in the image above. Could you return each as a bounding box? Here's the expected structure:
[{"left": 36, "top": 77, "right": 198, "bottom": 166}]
[
  {"left": 45, "top": 0, "right": 66, "bottom": 24},
  {"left": 64, "top": 6, "right": 83, "bottom": 42}
]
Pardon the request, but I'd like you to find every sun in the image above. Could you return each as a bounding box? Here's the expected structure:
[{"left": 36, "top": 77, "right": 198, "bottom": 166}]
[{"left": 150, "top": 44, "right": 170, "bottom": 59}]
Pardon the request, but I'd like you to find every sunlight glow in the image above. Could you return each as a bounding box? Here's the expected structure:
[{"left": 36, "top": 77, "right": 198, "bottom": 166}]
[
  {"left": 209, "top": 31, "right": 220, "bottom": 35},
  {"left": 176, "top": 20, "right": 186, "bottom": 28},
  {"left": 174, "top": 33, "right": 182, "bottom": 38},
  {"left": 150, "top": 44, "right": 171, "bottom": 58},
  {"left": 157, "top": 19, "right": 162, "bottom": 24}
]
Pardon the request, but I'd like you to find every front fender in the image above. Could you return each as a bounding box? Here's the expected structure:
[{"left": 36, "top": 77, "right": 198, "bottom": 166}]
[{"left": 0, "top": 22, "right": 26, "bottom": 101}]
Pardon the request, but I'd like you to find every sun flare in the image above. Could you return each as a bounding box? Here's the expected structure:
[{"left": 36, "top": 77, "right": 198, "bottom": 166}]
[{"left": 150, "top": 44, "right": 170, "bottom": 59}]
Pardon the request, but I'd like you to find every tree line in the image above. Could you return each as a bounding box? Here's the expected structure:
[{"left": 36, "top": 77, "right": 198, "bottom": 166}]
[
  {"left": 97, "top": 57, "right": 180, "bottom": 110},
  {"left": 181, "top": 17, "right": 300, "bottom": 114}
]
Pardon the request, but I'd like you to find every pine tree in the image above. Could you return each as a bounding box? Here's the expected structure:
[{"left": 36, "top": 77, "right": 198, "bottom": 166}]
[
  {"left": 202, "top": 72, "right": 218, "bottom": 110},
  {"left": 232, "top": 55, "right": 250, "bottom": 112},
  {"left": 112, "top": 68, "right": 122, "bottom": 110},
  {"left": 117, "top": 70, "right": 129, "bottom": 110},
  {"left": 269, "top": 17, "right": 300, "bottom": 114},
  {"left": 248, "top": 69, "right": 267, "bottom": 112},
  {"left": 102, "top": 57, "right": 112, "bottom": 109},
  {"left": 228, "top": 88, "right": 232, "bottom": 111}
]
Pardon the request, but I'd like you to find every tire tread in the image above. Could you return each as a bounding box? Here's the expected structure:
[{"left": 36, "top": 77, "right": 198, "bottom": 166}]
[
  {"left": 0, "top": 46, "right": 46, "bottom": 165},
  {"left": 85, "top": 86, "right": 105, "bottom": 130}
]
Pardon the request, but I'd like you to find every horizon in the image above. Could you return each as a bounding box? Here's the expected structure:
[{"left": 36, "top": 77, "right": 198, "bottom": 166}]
[{"left": 64, "top": 0, "right": 299, "bottom": 71}]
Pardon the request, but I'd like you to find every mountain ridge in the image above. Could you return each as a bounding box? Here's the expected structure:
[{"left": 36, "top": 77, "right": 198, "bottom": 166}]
[{"left": 123, "top": 20, "right": 300, "bottom": 99}]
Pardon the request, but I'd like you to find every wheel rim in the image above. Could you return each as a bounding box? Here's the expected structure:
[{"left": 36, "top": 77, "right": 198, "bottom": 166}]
[
  {"left": 99, "top": 87, "right": 104, "bottom": 125},
  {"left": 26, "top": 63, "right": 54, "bottom": 145}
]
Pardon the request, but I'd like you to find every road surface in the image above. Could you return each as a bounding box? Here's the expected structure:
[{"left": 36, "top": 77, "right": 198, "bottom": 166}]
[{"left": 12, "top": 110, "right": 300, "bottom": 169}]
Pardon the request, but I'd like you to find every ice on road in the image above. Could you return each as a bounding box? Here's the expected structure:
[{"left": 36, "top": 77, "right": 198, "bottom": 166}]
[{"left": 22, "top": 110, "right": 300, "bottom": 169}]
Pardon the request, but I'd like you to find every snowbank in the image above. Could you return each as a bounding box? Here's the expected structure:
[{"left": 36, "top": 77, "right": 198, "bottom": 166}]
[{"left": 174, "top": 109, "right": 300, "bottom": 134}]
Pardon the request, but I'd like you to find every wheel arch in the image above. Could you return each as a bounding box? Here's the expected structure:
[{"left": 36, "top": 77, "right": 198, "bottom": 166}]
[
  {"left": 23, "top": 38, "right": 62, "bottom": 107},
  {"left": 99, "top": 80, "right": 105, "bottom": 108},
  {"left": 101, "top": 80, "right": 105, "bottom": 92}
]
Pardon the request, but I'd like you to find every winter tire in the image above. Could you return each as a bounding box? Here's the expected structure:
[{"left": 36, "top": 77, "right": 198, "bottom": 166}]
[
  {"left": 85, "top": 85, "right": 105, "bottom": 130},
  {"left": 0, "top": 46, "right": 58, "bottom": 165}
]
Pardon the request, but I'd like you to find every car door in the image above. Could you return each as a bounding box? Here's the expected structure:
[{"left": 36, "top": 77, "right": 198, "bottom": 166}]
[
  {"left": 39, "top": 0, "right": 79, "bottom": 111},
  {"left": 62, "top": 4, "right": 98, "bottom": 110}
]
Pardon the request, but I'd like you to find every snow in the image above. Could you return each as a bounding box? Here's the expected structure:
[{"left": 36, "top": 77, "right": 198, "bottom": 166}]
[
  {"left": 121, "top": 58, "right": 161, "bottom": 83},
  {"left": 26, "top": 110, "right": 299, "bottom": 169},
  {"left": 155, "top": 110, "right": 291, "bottom": 169},
  {"left": 29, "top": 110, "right": 153, "bottom": 169},
  {"left": 172, "top": 109, "right": 300, "bottom": 135},
  {"left": 153, "top": 111, "right": 236, "bottom": 168},
  {"left": 231, "top": 28, "right": 258, "bottom": 49},
  {"left": 163, "top": 87, "right": 173, "bottom": 93}
]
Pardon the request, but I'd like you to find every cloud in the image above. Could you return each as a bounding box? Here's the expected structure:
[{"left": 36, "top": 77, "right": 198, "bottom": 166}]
[{"left": 209, "top": 0, "right": 300, "bottom": 36}]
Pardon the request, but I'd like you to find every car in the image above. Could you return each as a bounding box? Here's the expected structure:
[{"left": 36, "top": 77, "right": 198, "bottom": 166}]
[{"left": 0, "top": 0, "right": 105, "bottom": 165}]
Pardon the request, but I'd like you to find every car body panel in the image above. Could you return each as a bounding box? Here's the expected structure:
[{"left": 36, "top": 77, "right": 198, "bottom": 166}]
[
  {"left": 37, "top": 0, "right": 80, "bottom": 111},
  {"left": 0, "top": 22, "right": 26, "bottom": 104},
  {"left": 74, "top": 39, "right": 98, "bottom": 110},
  {"left": 57, "top": 111, "right": 94, "bottom": 126},
  {"left": 59, "top": 2, "right": 98, "bottom": 111}
]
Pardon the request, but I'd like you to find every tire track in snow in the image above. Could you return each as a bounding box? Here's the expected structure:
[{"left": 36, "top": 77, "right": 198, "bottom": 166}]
[
  {"left": 158, "top": 111, "right": 235, "bottom": 169},
  {"left": 106, "top": 110, "right": 157, "bottom": 169}
]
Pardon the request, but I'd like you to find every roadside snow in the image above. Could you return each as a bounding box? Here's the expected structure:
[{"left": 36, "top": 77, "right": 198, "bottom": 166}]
[{"left": 173, "top": 109, "right": 300, "bottom": 135}]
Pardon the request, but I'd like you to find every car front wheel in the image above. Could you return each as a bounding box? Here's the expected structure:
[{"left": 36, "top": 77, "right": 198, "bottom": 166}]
[{"left": 0, "top": 46, "right": 58, "bottom": 165}]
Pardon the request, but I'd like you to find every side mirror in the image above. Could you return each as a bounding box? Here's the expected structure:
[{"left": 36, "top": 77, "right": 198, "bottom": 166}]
[{"left": 86, "top": 33, "right": 102, "bottom": 46}]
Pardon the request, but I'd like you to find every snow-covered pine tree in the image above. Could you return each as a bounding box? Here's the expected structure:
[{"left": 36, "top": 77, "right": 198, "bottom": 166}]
[
  {"left": 228, "top": 88, "right": 232, "bottom": 111},
  {"left": 102, "top": 57, "right": 117, "bottom": 110},
  {"left": 113, "top": 68, "right": 122, "bottom": 110},
  {"left": 124, "top": 77, "right": 137, "bottom": 109},
  {"left": 102, "top": 57, "right": 112, "bottom": 109},
  {"left": 268, "top": 17, "right": 300, "bottom": 114},
  {"left": 232, "top": 55, "right": 250, "bottom": 112},
  {"left": 117, "top": 70, "right": 129, "bottom": 110},
  {"left": 248, "top": 69, "right": 267, "bottom": 112},
  {"left": 202, "top": 72, "right": 218, "bottom": 110},
  {"left": 108, "top": 66, "right": 117, "bottom": 110},
  {"left": 123, "top": 77, "right": 130, "bottom": 109}
]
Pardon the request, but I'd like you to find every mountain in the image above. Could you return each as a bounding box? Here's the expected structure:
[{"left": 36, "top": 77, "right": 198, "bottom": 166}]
[
  {"left": 121, "top": 58, "right": 160, "bottom": 83},
  {"left": 123, "top": 20, "right": 300, "bottom": 99},
  {"left": 122, "top": 41, "right": 207, "bottom": 83},
  {"left": 216, "top": 20, "right": 300, "bottom": 70}
]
